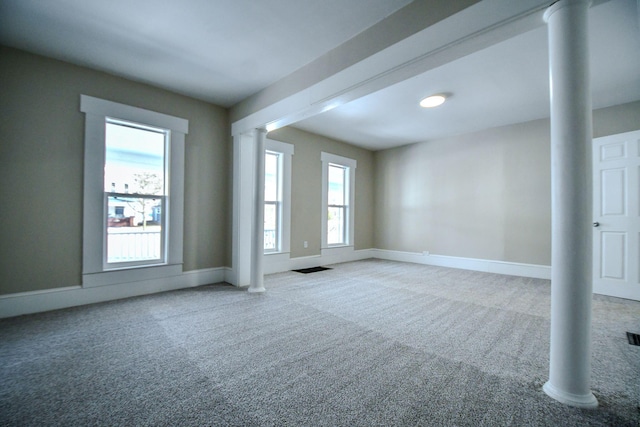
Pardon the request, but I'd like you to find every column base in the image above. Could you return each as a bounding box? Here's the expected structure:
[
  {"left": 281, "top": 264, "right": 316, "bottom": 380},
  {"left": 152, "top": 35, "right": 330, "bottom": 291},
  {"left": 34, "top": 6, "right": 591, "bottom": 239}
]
[
  {"left": 543, "top": 381, "right": 598, "bottom": 408},
  {"left": 247, "top": 285, "right": 266, "bottom": 293}
]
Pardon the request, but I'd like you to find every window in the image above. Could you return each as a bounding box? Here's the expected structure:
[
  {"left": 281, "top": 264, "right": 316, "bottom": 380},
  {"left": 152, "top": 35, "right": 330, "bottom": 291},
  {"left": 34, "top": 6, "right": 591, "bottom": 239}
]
[
  {"left": 327, "top": 164, "right": 347, "bottom": 245},
  {"left": 264, "top": 150, "right": 280, "bottom": 252},
  {"left": 80, "top": 95, "right": 188, "bottom": 287},
  {"left": 105, "top": 119, "right": 167, "bottom": 266},
  {"left": 321, "top": 152, "right": 356, "bottom": 248},
  {"left": 264, "top": 139, "right": 294, "bottom": 255}
]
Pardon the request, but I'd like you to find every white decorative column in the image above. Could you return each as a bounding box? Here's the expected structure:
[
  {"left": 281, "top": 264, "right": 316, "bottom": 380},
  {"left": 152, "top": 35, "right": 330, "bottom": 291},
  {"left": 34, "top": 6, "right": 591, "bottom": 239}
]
[
  {"left": 248, "top": 129, "right": 267, "bottom": 293},
  {"left": 232, "top": 131, "right": 256, "bottom": 287},
  {"left": 543, "top": 0, "right": 597, "bottom": 408}
]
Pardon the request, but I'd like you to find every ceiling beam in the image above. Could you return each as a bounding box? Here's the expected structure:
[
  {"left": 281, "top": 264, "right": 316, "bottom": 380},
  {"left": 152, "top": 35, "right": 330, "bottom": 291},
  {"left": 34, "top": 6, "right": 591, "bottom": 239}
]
[{"left": 230, "top": 0, "right": 554, "bottom": 135}]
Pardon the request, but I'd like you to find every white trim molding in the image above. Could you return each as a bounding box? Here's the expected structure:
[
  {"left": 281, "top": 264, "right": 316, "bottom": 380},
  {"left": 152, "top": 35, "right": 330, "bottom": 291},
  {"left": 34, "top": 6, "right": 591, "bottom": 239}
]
[
  {"left": 371, "top": 249, "right": 551, "bottom": 279},
  {"left": 258, "top": 248, "right": 551, "bottom": 279},
  {"left": 80, "top": 96, "right": 188, "bottom": 133},
  {"left": 0, "top": 267, "right": 227, "bottom": 319},
  {"left": 1, "top": 250, "right": 553, "bottom": 318},
  {"left": 263, "top": 252, "right": 293, "bottom": 275},
  {"left": 264, "top": 247, "right": 373, "bottom": 275},
  {"left": 80, "top": 95, "right": 189, "bottom": 287}
]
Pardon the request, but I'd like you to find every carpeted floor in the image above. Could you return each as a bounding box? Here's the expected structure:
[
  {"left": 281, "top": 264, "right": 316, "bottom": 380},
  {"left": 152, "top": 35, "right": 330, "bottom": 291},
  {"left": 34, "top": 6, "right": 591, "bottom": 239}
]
[{"left": 1, "top": 259, "right": 638, "bottom": 426}]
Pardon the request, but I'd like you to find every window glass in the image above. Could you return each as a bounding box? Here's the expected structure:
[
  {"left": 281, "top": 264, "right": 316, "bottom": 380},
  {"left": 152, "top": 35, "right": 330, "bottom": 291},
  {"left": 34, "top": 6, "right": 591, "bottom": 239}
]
[
  {"left": 105, "top": 121, "right": 165, "bottom": 194},
  {"left": 327, "top": 206, "right": 345, "bottom": 245},
  {"left": 328, "top": 164, "right": 345, "bottom": 205},
  {"left": 104, "top": 119, "right": 167, "bottom": 265},
  {"left": 264, "top": 151, "right": 279, "bottom": 202},
  {"left": 264, "top": 202, "right": 277, "bottom": 251},
  {"left": 263, "top": 140, "right": 293, "bottom": 256},
  {"left": 264, "top": 151, "right": 281, "bottom": 252},
  {"left": 327, "top": 164, "right": 347, "bottom": 245}
]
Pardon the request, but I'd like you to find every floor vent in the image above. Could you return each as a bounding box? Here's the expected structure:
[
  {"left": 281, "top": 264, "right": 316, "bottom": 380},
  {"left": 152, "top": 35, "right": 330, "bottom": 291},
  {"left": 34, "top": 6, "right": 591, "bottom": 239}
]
[
  {"left": 626, "top": 332, "right": 640, "bottom": 346},
  {"left": 292, "top": 266, "right": 332, "bottom": 274}
]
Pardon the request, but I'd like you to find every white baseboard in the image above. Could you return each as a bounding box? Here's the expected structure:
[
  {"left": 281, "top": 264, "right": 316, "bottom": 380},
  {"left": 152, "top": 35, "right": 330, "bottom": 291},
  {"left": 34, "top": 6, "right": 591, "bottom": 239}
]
[
  {"left": 0, "top": 267, "right": 227, "bottom": 319},
  {"left": 371, "top": 249, "right": 551, "bottom": 280},
  {"left": 235, "top": 248, "right": 549, "bottom": 282},
  {"left": 1, "top": 250, "right": 550, "bottom": 318},
  {"left": 321, "top": 247, "right": 373, "bottom": 266},
  {"left": 222, "top": 267, "right": 236, "bottom": 286},
  {"left": 263, "top": 252, "right": 296, "bottom": 275},
  {"left": 262, "top": 247, "right": 374, "bottom": 276}
]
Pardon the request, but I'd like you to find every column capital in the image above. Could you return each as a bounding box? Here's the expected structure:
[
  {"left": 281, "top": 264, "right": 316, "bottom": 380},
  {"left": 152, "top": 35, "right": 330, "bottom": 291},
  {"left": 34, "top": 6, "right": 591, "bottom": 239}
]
[
  {"left": 233, "top": 127, "right": 268, "bottom": 139},
  {"left": 544, "top": 0, "right": 591, "bottom": 22}
]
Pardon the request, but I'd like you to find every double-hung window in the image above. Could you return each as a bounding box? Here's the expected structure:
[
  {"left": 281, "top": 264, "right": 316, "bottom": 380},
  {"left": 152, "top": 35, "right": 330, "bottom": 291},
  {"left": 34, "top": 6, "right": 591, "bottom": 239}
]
[
  {"left": 321, "top": 152, "right": 356, "bottom": 248},
  {"left": 327, "top": 164, "right": 347, "bottom": 245},
  {"left": 264, "top": 150, "right": 281, "bottom": 252},
  {"left": 104, "top": 119, "right": 167, "bottom": 266},
  {"left": 80, "top": 95, "right": 188, "bottom": 287},
  {"left": 263, "top": 139, "right": 294, "bottom": 254}
]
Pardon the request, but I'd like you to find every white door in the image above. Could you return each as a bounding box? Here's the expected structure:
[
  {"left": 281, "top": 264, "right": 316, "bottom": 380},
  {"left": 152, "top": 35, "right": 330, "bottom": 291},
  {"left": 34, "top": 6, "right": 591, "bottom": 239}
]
[{"left": 592, "top": 129, "right": 640, "bottom": 301}]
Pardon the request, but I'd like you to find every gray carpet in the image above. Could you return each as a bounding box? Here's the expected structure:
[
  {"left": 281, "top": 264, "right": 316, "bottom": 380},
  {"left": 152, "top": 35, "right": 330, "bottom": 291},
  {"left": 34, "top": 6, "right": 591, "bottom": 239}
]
[{"left": 1, "top": 259, "right": 638, "bottom": 426}]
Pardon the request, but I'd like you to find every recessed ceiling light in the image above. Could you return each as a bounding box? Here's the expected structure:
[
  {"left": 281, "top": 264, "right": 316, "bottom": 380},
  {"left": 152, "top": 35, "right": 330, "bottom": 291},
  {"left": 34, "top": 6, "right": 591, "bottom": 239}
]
[{"left": 419, "top": 94, "right": 447, "bottom": 108}]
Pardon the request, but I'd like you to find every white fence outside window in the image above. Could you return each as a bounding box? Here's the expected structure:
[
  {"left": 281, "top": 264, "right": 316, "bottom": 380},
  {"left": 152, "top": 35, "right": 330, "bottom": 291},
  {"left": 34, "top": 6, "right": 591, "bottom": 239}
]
[{"left": 107, "top": 227, "right": 161, "bottom": 263}]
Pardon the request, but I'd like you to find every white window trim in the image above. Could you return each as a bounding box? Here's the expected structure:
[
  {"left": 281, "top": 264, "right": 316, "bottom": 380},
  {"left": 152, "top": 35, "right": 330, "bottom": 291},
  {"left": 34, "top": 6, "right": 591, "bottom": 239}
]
[
  {"left": 80, "top": 95, "right": 188, "bottom": 287},
  {"left": 265, "top": 139, "right": 294, "bottom": 255},
  {"left": 321, "top": 152, "right": 356, "bottom": 249}
]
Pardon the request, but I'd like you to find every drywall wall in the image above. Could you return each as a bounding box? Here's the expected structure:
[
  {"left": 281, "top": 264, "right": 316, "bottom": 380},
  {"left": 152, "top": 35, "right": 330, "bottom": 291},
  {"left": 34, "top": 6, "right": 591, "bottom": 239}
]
[
  {"left": 374, "top": 101, "right": 640, "bottom": 266},
  {"left": 267, "top": 127, "right": 374, "bottom": 258},
  {"left": 0, "top": 46, "right": 230, "bottom": 295},
  {"left": 593, "top": 101, "right": 640, "bottom": 138}
]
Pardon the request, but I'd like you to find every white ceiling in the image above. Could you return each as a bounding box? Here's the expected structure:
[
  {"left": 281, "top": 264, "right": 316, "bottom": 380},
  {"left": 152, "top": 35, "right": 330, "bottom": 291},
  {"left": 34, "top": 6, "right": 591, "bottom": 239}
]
[
  {"left": 294, "top": 0, "right": 640, "bottom": 150},
  {"left": 1, "top": 0, "right": 638, "bottom": 151},
  {"left": 0, "top": 0, "right": 411, "bottom": 107}
]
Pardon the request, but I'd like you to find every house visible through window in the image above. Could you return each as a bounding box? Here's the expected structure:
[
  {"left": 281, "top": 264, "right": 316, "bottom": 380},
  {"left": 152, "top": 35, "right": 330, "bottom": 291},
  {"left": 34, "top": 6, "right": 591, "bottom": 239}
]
[{"left": 104, "top": 119, "right": 167, "bottom": 266}]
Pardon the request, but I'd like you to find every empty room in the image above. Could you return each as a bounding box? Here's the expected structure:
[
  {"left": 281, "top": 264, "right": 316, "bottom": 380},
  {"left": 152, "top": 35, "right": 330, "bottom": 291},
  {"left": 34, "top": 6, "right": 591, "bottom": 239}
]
[{"left": 1, "top": 0, "right": 639, "bottom": 425}]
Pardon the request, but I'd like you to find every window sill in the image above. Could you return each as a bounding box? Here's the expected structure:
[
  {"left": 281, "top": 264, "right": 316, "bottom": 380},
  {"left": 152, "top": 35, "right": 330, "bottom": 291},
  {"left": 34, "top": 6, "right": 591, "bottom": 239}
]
[
  {"left": 83, "top": 263, "right": 182, "bottom": 287},
  {"left": 324, "top": 244, "right": 353, "bottom": 249}
]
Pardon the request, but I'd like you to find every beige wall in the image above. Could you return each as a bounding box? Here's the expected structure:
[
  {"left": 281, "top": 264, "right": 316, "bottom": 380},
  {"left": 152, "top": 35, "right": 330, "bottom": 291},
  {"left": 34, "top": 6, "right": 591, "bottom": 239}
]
[
  {"left": 374, "top": 101, "right": 640, "bottom": 266},
  {"left": 1, "top": 44, "right": 636, "bottom": 296},
  {"left": 0, "top": 46, "right": 230, "bottom": 295},
  {"left": 267, "top": 127, "right": 375, "bottom": 257},
  {"left": 592, "top": 101, "right": 640, "bottom": 138}
]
